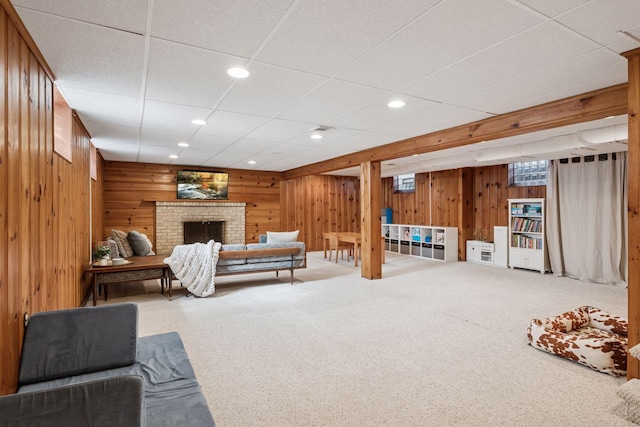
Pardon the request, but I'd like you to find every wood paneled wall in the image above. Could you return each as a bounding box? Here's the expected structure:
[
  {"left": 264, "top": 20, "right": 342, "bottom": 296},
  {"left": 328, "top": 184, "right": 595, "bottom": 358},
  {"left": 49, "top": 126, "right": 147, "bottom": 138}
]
[
  {"left": 0, "top": 5, "right": 95, "bottom": 394},
  {"left": 102, "top": 162, "right": 282, "bottom": 246},
  {"left": 380, "top": 166, "right": 545, "bottom": 260},
  {"left": 280, "top": 175, "right": 360, "bottom": 251}
]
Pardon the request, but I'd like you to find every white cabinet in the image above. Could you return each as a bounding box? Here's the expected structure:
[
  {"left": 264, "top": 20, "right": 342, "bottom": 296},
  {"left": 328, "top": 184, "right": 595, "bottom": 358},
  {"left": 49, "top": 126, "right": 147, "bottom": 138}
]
[
  {"left": 466, "top": 240, "right": 495, "bottom": 265},
  {"left": 382, "top": 224, "right": 458, "bottom": 262},
  {"left": 508, "top": 198, "right": 549, "bottom": 274}
]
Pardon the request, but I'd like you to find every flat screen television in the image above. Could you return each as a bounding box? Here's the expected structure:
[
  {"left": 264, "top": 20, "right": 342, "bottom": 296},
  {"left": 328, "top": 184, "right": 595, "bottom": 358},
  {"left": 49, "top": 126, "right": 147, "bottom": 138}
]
[{"left": 177, "top": 170, "right": 229, "bottom": 200}]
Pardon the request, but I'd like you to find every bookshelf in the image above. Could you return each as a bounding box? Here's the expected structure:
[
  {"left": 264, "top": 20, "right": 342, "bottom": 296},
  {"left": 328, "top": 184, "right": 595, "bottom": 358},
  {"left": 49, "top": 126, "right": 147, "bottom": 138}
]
[
  {"left": 508, "top": 198, "right": 549, "bottom": 273},
  {"left": 382, "top": 224, "right": 458, "bottom": 262}
]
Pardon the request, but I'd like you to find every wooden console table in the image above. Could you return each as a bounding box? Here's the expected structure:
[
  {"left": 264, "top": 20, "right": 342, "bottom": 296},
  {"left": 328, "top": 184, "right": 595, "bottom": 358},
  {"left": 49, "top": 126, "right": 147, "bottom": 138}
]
[{"left": 86, "top": 254, "right": 171, "bottom": 306}]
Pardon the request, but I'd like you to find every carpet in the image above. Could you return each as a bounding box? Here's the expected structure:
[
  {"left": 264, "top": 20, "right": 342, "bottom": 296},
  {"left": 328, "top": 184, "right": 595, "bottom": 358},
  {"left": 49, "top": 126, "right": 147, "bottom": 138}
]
[{"left": 95, "top": 251, "right": 633, "bottom": 426}]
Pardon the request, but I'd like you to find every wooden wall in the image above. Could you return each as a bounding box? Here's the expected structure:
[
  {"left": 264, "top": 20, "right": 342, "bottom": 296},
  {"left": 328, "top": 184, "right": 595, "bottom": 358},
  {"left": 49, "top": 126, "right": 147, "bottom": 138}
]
[
  {"left": 102, "top": 162, "right": 282, "bottom": 246},
  {"left": 280, "top": 175, "right": 360, "bottom": 251},
  {"left": 0, "top": 5, "right": 95, "bottom": 394},
  {"left": 380, "top": 165, "right": 545, "bottom": 259}
]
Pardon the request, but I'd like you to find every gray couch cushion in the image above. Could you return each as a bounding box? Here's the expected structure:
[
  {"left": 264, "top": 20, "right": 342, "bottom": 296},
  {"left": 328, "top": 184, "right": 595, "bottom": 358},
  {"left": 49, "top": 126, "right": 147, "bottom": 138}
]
[
  {"left": 19, "top": 303, "right": 138, "bottom": 386},
  {"left": 217, "top": 244, "right": 247, "bottom": 266},
  {"left": 19, "top": 332, "right": 216, "bottom": 427},
  {"left": 2, "top": 375, "right": 145, "bottom": 427}
]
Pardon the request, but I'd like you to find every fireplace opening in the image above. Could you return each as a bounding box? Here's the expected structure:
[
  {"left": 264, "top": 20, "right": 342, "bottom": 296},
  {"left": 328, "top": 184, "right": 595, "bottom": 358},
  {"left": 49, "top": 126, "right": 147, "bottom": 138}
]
[{"left": 184, "top": 221, "right": 224, "bottom": 245}]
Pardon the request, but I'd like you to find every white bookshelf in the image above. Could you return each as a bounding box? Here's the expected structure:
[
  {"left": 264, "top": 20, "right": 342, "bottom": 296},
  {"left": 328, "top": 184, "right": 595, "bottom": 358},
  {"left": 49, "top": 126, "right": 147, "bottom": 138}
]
[
  {"left": 382, "top": 224, "right": 458, "bottom": 262},
  {"left": 508, "top": 198, "right": 549, "bottom": 274}
]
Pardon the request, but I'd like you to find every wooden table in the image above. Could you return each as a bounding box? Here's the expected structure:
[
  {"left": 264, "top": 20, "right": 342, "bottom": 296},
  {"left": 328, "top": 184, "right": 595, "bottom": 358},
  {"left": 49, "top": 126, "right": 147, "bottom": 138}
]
[
  {"left": 322, "top": 232, "right": 385, "bottom": 267},
  {"left": 86, "top": 254, "right": 172, "bottom": 306}
]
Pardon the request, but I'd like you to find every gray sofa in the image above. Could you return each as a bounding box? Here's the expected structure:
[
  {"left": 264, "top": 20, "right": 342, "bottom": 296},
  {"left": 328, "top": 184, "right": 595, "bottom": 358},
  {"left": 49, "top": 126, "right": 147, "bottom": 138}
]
[
  {"left": 0, "top": 303, "right": 215, "bottom": 427},
  {"left": 215, "top": 241, "right": 306, "bottom": 284}
]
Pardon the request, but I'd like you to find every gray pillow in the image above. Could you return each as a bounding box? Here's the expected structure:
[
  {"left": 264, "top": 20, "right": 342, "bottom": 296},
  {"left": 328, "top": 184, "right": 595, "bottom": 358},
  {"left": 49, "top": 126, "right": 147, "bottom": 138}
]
[
  {"left": 127, "top": 231, "right": 151, "bottom": 256},
  {"left": 111, "top": 230, "right": 134, "bottom": 258}
]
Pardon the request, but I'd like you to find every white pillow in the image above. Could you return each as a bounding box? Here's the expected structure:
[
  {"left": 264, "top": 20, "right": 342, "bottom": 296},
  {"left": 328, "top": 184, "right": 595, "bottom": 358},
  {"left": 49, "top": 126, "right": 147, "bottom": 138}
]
[{"left": 266, "top": 230, "right": 299, "bottom": 243}]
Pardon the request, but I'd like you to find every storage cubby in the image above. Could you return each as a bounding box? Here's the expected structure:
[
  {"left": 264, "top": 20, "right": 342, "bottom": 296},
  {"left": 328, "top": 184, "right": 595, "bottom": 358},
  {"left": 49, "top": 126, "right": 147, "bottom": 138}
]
[{"left": 382, "top": 224, "right": 458, "bottom": 262}]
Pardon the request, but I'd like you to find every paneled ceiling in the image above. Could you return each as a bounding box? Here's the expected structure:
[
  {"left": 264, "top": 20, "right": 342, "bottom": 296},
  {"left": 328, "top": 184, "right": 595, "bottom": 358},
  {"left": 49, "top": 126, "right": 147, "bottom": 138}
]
[{"left": 11, "top": 0, "right": 640, "bottom": 177}]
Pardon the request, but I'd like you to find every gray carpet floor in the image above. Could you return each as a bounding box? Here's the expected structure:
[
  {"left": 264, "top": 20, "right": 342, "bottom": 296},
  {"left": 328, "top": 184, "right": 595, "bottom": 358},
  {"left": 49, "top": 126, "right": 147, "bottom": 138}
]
[{"left": 96, "top": 251, "right": 633, "bottom": 426}]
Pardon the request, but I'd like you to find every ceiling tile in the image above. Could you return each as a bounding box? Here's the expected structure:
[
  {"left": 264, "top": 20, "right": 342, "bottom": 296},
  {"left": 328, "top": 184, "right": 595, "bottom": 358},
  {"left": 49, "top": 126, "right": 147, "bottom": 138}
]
[
  {"left": 196, "top": 111, "right": 269, "bottom": 138},
  {"left": 140, "top": 128, "right": 193, "bottom": 148},
  {"left": 285, "top": 127, "right": 364, "bottom": 147},
  {"left": 13, "top": 0, "right": 148, "bottom": 34},
  {"left": 137, "top": 144, "right": 177, "bottom": 164},
  {"left": 84, "top": 121, "right": 140, "bottom": 142},
  {"left": 277, "top": 80, "right": 389, "bottom": 124},
  {"left": 188, "top": 133, "right": 237, "bottom": 152},
  {"left": 145, "top": 39, "right": 246, "bottom": 108},
  {"left": 63, "top": 87, "right": 141, "bottom": 127},
  {"left": 556, "top": 0, "right": 640, "bottom": 45},
  {"left": 200, "top": 151, "right": 251, "bottom": 168},
  {"left": 217, "top": 62, "right": 327, "bottom": 117},
  {"left": 166, "top": 148, "right": 219, "bottom": 165},
  {"left": 371, "top": 104, "right": 491, "bottom": 137},
  {"left": 244, "top": 119, "right": 315, "bottom": 142},
  {"left": 256, "top": 0, "right": 441, "bottom": 76},
  {"left": 402, "top": 22, "right": 598, "bottom": 105},
  {"left": 142, "top": 100, "right": 212, "bottom": 133},
  {"left": 220, "top": 139, "right": 281, "bottom": 154},
  {"left": 328, "top": 95, "right": 438, "bottom": 130},
  {"left": 337, "top": 0, "right": 543, "bottom": 90},
  {"left": 15, "top": 8, "right": 145, "bottom": 96},
  {"left": 460, "top": 49, "right": 627, "bottom": 114},
  {"left": 150, "top": 0, "right": 294, "bottom": 57},
  {"left": 515, "top": 0, "right": 589, "bottom": 18},
  {"left": 321, "top": 131, "right": 403, "bottom": 151}
]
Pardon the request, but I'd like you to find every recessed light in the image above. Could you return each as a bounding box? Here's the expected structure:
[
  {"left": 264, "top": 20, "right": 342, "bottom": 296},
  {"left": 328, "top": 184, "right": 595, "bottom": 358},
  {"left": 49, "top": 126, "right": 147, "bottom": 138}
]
[
  {"left": 310, "top": 133, "right": 323, "bottom": 140},
  {"left": 248, "top": 160, "right": 256, "bottom": 165},
  {"left": 191, "top": 119, "right": 207, "bottom": 125},
  {"left": 169, "top": 154, "right": 178, "bottom": 159},
  {"left": 178, "top": 142, "right": 189, "bottom": 147},
  {"left": 605, "top": 116, "right": 615, "bottom": 119},
  {"left": 227, "top": 67, "right": 250, "bottom": 79},
  {"left": 388, "top": 100, "right": 405, "bottom": 108},
  {"left": 412, "top": 154, "right": 418, "bottom": 157}
]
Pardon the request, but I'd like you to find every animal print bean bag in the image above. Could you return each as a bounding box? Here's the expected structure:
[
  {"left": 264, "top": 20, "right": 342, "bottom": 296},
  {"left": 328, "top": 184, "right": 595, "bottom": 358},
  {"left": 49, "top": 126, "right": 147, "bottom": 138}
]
[{"left": 527, "top": 306, "right": 628, "bottom": 376}]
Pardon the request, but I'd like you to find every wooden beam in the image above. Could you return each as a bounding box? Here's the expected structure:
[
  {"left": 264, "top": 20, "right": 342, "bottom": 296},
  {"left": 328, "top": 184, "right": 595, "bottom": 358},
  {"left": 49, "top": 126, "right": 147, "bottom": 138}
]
[
  {"left": 360, "top": 161, "right": 382, "bottom": 279},
  {"left": 282, "top": 84, "right": 628, "bottom": 180},
  {"left": 624, "top": 48, "right": 640, "bottom": 380}
]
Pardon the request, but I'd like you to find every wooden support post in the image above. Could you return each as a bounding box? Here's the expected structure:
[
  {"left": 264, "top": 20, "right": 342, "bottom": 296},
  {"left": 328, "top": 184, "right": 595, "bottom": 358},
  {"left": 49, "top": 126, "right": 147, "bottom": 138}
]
[
  {"left": 624, "top": 47, "right": 640, "bottom": 380},
  {"left": 360, "top": 161, "right": 382, "bottom": 279}
]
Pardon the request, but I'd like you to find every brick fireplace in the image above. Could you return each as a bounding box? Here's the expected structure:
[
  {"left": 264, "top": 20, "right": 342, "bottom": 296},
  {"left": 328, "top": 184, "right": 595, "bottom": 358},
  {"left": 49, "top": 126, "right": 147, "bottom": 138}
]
[{"left": 155, "top": 201, "right": 245, "bottom": 254}]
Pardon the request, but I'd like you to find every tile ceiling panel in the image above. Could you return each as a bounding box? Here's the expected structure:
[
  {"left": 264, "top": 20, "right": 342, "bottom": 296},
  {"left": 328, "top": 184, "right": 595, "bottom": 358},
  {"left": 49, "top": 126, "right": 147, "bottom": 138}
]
[
  {"left": 196, "top": 111, "right": 269, "bottom": 138},
  {"left": 187, "top": 133, "right": 237, "bottom": 152},
  {"left": 140, "top": 128, "right": 193, "bottom": 149},
  {"left": 200, "top": 151, "right": 251, "bottom": 167},
  {"left": 244, "top": 119, "right": 316, "bottom": 142},
  {"left": 460, "top": 49, "right": 627, "bottom": 114},
  {"left": 15, "top": 8, "right": 145, "bottom": 97},
  {"left": 84, "top": 121, "right": 139, "bottom": 143},
  {"left": 142, "top": 100, "right": 212, "bottom": 134},
  {"left": 285, "top": 127, "right": 366, "bottom": 147},
  {"left": 402, "top": 22, "right": 598, "bottom": 105},
  {"left": 557, "top": 0, "right": 640, "bottom": 46},
  {"left": 145, "top": 40, "right": 246, "bottom": 108},
  {"left": 337, "top": 0, "right": 543, "bottom": 90},
  {"left": 150, "top": 0, "right": 295, "bottom": 57},
  {"left": 13, "top": 0, "right": 148, "bottom": 34},
  {"left": 371, "top": 104, "right": 491, "bottom": 138},
  {"left": 321, "top": 131, "right": 404, "bottom": 151},
  {"left": 165, "top": 149, "right": 220, "bottom": 166},
  {"left": 63, "top": 87, "right": 141, "bottom": 128},
  {"left": 255, "top": 0, "right": 441, "bottom": 77},
  {"left": 277, "top": 80, "right": 389, "bottom": 124},
  {"left": 217, "top": 62, "right": 327, "bottom": 117},
  {"left": 515, "top": 0, "right": 589, "bottom": 18},
  {"left": 221, "top": 139, "right": 282, "bottom": 154},
  {"left": 327, "top": 95, "right": 437, "bottom": 131}
]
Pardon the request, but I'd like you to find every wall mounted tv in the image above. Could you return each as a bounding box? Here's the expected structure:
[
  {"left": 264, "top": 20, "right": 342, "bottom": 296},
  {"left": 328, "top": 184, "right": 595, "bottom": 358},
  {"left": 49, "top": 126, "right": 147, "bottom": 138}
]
[{"left": 177, "top": 170, "right": 229, "bottom": 200}]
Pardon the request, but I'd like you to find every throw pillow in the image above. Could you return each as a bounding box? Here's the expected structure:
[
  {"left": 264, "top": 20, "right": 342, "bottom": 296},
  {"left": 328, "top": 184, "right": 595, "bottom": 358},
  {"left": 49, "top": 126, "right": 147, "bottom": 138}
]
[
  {"left": 111, "top": 229, "right": 135, "bottom": 258},
  {"left": 127, "top": 230, "right": 151, "bottom": 256},
  {"left": 106, "top": 237, "right": 120, "bottom": 258},
  {"left": 266, "top": 230, "right": 299, "bottom": 243}
]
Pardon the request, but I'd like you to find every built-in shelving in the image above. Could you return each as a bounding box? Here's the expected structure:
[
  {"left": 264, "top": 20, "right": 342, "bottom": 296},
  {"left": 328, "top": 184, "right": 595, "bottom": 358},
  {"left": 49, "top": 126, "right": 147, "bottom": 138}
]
[{"left": 382, "top": 224, "right": 458, "bottom": 262}]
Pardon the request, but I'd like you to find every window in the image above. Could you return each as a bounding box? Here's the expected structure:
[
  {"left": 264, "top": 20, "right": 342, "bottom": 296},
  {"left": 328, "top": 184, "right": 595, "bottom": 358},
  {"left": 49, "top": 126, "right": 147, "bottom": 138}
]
[
  {"left": 393, "top": 173, "right": 415, "bottom": 193},
  {"left": 509, "top": 160, "right": 549, "bottom": 186}
]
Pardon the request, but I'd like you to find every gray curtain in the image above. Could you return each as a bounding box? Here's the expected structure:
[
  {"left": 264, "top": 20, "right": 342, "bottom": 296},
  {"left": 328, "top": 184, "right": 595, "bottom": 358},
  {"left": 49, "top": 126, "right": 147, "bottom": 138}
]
[{"left": 546, "top": 152, "right": 627, "bottom": 286}]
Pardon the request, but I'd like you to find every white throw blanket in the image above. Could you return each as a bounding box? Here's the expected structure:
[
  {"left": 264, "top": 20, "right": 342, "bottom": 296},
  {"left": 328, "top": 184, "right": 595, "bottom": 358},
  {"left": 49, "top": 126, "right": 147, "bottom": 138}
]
[{"left": 164, "top": 240, "right": 221, "bottom": 297}]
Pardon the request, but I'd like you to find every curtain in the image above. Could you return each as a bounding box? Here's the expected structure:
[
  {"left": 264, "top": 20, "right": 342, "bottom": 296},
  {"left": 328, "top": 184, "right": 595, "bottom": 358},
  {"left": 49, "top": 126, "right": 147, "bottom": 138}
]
[{"left": 546, "top": 152, "right": 627, "bottom": 286}]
